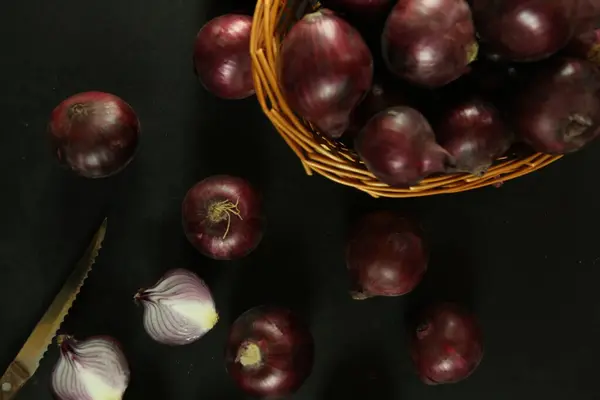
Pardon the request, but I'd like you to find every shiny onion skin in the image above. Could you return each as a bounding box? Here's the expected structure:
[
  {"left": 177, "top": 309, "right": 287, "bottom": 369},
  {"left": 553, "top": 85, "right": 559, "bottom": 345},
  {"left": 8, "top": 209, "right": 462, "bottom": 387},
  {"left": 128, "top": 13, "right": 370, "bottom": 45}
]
[
  {"left": 470, "top": 0, "right": 575, "bottom": 62},
  {"left": 225, "top": 306, "right": 314, "bottom": 398},
  {"left": 193, "top": 14, "right": 254, "bottom": 99},
  {"left": 49, "top": 92, "right": 140, "bottom": 178},
  {"left": 51, "top": 335, "right": 130, "bottom": 399},
  {"left": 355, "top": 106, "right": 453, "bottom": 187},
  {"left": 346, "top": 211, "right": 428, "bottom": 299},
  {"left": 436, "top": 98, "right": 513, "bottom": 175},
  {"left": 511, "top": 57, "right": 600, "bottom": 154},
  {"left": 382, "top": 0, "right": 478, "bottom": 88},
  {"left": 182, "top": 175, "right": 264, "bottom": 260},
  {"left": 410, "top": 303, "right": 483, "bottom": 385},
  {"left": 280, "top": 9, "right": 373, "bottom": 139}
]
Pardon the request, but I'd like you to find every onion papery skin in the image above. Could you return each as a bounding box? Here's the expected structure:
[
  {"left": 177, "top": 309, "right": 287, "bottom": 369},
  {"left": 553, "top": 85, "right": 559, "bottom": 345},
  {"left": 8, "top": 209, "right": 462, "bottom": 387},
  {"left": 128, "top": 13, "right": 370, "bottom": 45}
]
[
  {"left": 355, "top": 106, "right": 453, "bottom": 187},
  {"left": 280, "top": 9, "right": 374, "bottom": 139},
  {"left": 511, "top": 57, "right": 600, "bottom": 154},
  {"left": 182, "top": 175, "right": 264, "bottom": 260},
  {"left": 135, "top": 269, "right": 219, "bottom": 346},
  {"left": 48, "top": 92, "right": 140, "bottom": 178},
  {"left": 346, "top": 211, "right": 428, "bottom": 299},
  {"left": 410, "top": 303, "right": 484, "bottom": 385},
  {"left": 225, "top": 306, "right": 314, "bottom": 398},
  {"left": 51, "top": 335, "right": 130, "bottom": 400},
  {"left": 193, "top": 14, "right": 255, "bottom": 99},
  {"left": 382, "top": 0, "right": 478, "bottom": 88}
]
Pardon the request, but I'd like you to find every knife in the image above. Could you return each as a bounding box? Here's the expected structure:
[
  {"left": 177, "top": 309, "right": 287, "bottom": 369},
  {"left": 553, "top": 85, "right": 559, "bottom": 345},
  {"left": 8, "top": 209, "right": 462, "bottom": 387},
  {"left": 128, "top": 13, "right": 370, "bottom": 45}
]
[{"left": 0, "top": 218, "right": 107, "bottom": 400}]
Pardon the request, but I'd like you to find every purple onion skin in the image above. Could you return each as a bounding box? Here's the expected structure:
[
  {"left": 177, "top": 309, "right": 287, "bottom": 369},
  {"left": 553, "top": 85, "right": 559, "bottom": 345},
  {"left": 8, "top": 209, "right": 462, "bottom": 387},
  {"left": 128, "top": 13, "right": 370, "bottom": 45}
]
[
  {"left": 346, "top": 211, "right": 427, "bottom": 299},
  {"left": 49, "top": 92, "right": 140, "bottom": 178},
  {"left": 411, "top": 303, "right": 483, "bottom": 385},
  {"left": 225, "top": 306, "right": 314, "bottom": 398},
  {"left": 182, "top": 175, "right": 264, "bottom": 260},
  {"left": 355, "top": 106, "right": 453, "bottom": 187},
  {"left": 511, "top": 57, "right": 600, "bottom": 154},
  {"left": 382, "top": 0, "right": 478, "bottom": 88},
  {"left": 193, "top": 14, "right": 254, "bottom": 100},
  {"left": 436, "top": 98, "right": 513, "bottom": 175},
  {"left": 281, "top": 9, "right": 373, "bottom": 139}
]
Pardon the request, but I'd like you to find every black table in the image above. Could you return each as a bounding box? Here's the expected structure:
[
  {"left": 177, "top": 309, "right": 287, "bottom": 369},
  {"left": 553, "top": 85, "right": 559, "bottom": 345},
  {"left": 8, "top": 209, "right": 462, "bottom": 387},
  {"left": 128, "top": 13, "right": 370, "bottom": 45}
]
[{"left": 2, "top": 1, "right": 600, "bottom": 399}]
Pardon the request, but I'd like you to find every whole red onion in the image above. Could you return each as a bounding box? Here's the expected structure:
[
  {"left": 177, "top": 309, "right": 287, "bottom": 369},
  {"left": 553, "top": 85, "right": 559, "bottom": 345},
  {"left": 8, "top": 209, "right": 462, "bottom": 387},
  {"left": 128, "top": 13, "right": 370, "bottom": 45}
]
[
  {"left": 436, "top": 98, "right": 513, "bottom": 175},
  {"left": 410, "top": 303, "right": 484, "bottom": 385},
  {"left": 511, "top": 57, "right": 600, "bottom": 154},
  {"left": 382, "top": 0, "right": 478, "bottom": 88},
  {"left": 346, "top": 211, "right": 427, "bottom": 299},
  {"left": 355, "top": 106, "right": 453, "bottom": 187},
  {"left": 193, "top": 14, "right": 254, "bottom": 100},
  {"left": 280, "top": 9, "right": 373, "bottom": 139},
  {"left": 225, "top": 305, "right": 314, "bottom": 398},
  {"left": 48, "top": 92, "right": 140, "bottom": 178},
  {"left": 182, "top": 175, "right": 264, "bottom": 260}
]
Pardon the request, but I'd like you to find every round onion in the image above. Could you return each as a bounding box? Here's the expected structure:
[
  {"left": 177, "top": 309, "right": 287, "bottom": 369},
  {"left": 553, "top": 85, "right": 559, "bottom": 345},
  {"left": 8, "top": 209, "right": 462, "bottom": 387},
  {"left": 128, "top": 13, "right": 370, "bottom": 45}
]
[
  {"left": 135, "top": 268, "right": 218, "bottom": 345},
  {"left": 355, "top": 106, "right": 453, "bottom": 187},
  {"left": 51, "top": 335, "right": 130, "bottom": 400},
  {"left": 410, "top": 303, "right": 484, "bottom": 385},
  {"left": 225, "top": 305, "right": 314, "bottom": 398},
  {"left": 48, "top": 91, "right": 140, "bottom": 178},
  {"left": 193, "top": 14, "right": 254, "bottom": 100},
  {"left": 182, "top": 175, "right": 264, "bottom": 260},
  {"left": 382, "top": 0, "right": 478, "bottom": 88},
  {"left": 280, "top": 9, "right": 373, "bottom": 139},
  {"left": 346, "top": 211, "right": 427, "bottom": 299}
]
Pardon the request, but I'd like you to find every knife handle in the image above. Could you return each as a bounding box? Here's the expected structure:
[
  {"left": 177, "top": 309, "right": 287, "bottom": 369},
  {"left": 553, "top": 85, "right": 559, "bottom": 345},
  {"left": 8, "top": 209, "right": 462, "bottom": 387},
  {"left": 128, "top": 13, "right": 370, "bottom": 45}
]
[{"left": 0, "top": 361, "right": 29, "bottom": 400}]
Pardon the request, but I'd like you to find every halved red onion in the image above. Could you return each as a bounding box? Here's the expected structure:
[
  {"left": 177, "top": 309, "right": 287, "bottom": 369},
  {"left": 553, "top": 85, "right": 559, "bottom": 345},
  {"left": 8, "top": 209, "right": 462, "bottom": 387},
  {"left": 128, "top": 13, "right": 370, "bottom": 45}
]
[
  {"left": 134, "top": 269, "right": 219, "bottom": 346},
  {"left": 51, "top": 335, "right": 130, "bottom": 400}
]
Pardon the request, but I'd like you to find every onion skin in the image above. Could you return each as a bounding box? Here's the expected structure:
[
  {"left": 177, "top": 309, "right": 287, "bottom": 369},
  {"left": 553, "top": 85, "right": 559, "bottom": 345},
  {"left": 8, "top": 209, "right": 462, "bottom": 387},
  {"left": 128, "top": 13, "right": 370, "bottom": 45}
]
[
  {"left": 182, "top": 175, "right": 264, "bottom": 260},
  {"left": 436, "top": 98, "right": 513, "bottom": 175},
  {"left": 225, "top": 306, "right": 314, "bottom": 398},
  {"left": 346, "top": 211, "right": 427, "bottom": 299},
  {"left": 193, "top": 14, "right": 254, "bottom": 100},
  {"left": 281, "top": 9, "right": 373, "bottom": 139},
  {"left": 382, "top": 0, "right": 478, "bottom": 88},
  {"left": 410, "top": 303, "right": 483, "bottom": 385},
  {"left": 511, "top": 57, "right": 600, "bottom": 154},
  {"left": 49, "top": 92, "right": 140, "bottom": 178},
  {"left": 355, "top": 106, "right": 453, "bottom": 187}
]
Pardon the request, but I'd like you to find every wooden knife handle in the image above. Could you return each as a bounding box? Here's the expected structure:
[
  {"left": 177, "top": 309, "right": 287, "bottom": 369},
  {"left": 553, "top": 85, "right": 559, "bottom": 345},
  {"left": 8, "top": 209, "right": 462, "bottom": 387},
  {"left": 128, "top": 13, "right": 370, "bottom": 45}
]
[{"left": 0, "top": 361, "right": 29, "bottom": 400}]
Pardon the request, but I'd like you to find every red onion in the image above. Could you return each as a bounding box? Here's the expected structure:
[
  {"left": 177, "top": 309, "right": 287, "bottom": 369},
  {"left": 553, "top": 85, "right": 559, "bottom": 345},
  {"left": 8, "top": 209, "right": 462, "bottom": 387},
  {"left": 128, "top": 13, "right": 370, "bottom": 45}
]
[
  {"left": 382, "top": 0, "right": 478, "bottom": 88},
  {"left": 182, "top": 175, "right": 264, "bottom": 260},
  {"left": 410, "top": 303, "right": 484, "bottom": 385},
  {"left": 51, "top": 335, "right": 130, "bottom": 399},
  {"left": 48, "top": 92, "right": 140, "bottom": 178},
  {"left": 280, "top": 9, "right": 373, "bottom": 139},
  {"left": 511, "top": 57, "right": 600, "bottom": 154},
  {"left": 225, "top": 305, "right": 314, "bottom": 398},
  {"left": 193, "top": 14, "right": 254, "bottom": 100},
  {"left": 565, "top": 29, "right": 600, "bottom": 63},
  {"left": 134, "top": 269, "right": 218, "bottom": 346},
  {"left": 346, "top": 211, "right": 427, "bottom": 299},
  {"left": 355, "top": 106, "right": 453, "bottom": 187},
  {"left": 436, "top": 98, "right": 513, "bottom": 175}
]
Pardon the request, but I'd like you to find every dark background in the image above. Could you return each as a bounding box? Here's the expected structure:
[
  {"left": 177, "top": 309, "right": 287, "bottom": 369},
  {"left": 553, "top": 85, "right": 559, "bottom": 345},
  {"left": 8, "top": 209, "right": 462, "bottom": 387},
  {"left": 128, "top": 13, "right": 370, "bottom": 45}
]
[{"left": 1, "top": 0, "right": 600, "bottom": 399}]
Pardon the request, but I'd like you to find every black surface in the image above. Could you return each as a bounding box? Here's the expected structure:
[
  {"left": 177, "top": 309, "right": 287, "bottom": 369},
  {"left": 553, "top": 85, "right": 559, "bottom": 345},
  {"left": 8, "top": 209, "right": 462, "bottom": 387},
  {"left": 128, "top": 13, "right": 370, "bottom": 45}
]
[{"left": 1, "top": 1, "right": 600, "bottom": 399}]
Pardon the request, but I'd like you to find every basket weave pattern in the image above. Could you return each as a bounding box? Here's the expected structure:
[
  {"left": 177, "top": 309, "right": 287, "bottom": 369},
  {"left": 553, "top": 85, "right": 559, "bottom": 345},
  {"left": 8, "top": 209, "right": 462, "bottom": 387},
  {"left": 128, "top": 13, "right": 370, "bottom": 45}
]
[{"left": 249, "top": 0, "right": 563, "bottom": 198}]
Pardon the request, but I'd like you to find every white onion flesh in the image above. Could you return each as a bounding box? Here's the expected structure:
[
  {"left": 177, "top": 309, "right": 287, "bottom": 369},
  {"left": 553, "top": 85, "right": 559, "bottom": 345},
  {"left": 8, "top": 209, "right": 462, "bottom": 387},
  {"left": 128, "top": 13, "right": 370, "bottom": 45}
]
[{"left": 135, "top": 268, "right": 219, "bottom": 345}]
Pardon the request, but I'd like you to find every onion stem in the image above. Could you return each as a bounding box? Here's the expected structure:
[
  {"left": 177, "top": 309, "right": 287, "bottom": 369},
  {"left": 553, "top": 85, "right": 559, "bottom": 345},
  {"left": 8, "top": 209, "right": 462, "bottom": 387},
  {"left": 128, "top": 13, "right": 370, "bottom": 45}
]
[
  {"left": 236, "top": 342, "right": 262, "bottom": 367},
  {"left": 207, "top": 198, "right": 243, "bottom": 239}
]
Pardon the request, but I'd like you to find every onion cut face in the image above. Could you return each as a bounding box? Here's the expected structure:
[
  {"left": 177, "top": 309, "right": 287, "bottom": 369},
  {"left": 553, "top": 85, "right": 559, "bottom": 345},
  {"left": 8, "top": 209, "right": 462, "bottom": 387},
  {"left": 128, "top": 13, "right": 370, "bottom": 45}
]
[{"left": 280, "top": 9, "right": 373, "bottom": 139}]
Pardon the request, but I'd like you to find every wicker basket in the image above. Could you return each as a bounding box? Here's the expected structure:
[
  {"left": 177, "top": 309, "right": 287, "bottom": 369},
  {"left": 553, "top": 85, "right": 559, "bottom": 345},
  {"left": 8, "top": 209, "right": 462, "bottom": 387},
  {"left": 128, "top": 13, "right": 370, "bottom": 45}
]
[{"left": 249, "top": 0, "right": 563, "bottom": 198}]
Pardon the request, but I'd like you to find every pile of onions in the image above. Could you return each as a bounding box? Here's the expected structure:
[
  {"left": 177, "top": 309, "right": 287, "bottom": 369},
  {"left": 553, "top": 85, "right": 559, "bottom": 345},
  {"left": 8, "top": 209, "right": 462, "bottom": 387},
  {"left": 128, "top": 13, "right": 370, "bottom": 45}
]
[
  {"left": 225, "top": 305, "right": 314, "bottom": 398},
  {"left": 48, "top": 92, "right": 140, "bottom": 178},
  {"left": 182, "top": 175, "right": 264, "bottom": 260}
]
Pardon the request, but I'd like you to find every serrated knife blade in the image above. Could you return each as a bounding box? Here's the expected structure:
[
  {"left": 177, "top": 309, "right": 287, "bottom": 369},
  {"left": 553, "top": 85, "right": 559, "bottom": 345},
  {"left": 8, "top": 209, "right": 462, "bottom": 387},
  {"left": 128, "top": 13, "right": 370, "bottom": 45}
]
[{"left": 0, "top": 218, "right": 107, "bottom": 400}]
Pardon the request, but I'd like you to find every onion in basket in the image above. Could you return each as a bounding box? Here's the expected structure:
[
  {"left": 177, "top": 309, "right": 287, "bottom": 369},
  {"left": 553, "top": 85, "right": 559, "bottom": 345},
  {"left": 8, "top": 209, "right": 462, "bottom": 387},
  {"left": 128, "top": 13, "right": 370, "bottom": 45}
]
[
  {"left": 382, "top": 0, "right": 478, "bottom": 88},
  {"left": 280, "top": 9, "right": 373, "bottom": 139}
]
